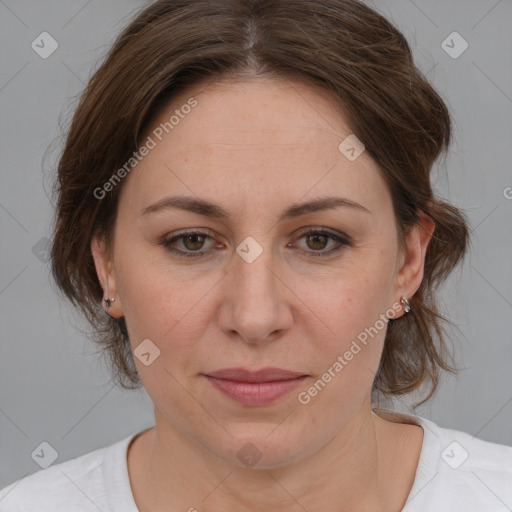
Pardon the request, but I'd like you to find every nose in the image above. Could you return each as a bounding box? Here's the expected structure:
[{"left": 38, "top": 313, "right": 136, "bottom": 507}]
[{"left": 216, "top": 243, "right": 293, "bottom": 344}]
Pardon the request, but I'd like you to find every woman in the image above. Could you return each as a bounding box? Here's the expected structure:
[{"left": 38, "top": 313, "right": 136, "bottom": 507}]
[{"left": 1, "top": 0, "right": 510, "bottom": 510}]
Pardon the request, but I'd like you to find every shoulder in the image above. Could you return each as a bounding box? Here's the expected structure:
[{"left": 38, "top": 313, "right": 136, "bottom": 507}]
[
  {"left": 438, "top": 424, "right": 512, "bottom": 472},
  {"left": 0, "top": 434, "right": 137, "bottom": 512},
  {"left": 373, "top": 408, "right": 512, "bottom": 511},
  {"left": 408, "top": 415, "right": 512, "bottom": 511}
]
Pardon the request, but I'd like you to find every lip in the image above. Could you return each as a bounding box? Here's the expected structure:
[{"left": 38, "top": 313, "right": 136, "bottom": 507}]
[{"left": 204, "top": 367, "right": 308, "bottom": 406}]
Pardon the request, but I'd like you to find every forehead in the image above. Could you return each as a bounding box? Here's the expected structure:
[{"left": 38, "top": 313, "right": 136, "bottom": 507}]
[
  {"left": 157, "top": 77, "right": 349, "bottom": 151},
  {"left": 120, "top": 78, "right": 390, "bottom": 218}
]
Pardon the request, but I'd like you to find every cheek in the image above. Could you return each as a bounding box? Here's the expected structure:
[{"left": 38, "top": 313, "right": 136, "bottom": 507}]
[
  {"left": 114, "top": 257, "right": 214, "bottom": 407},
  {"left": 294, "top": 245, "right": 395, "bottom": 330},
  {"left": 291, "top": 248, "right": 395, "bottom": 399},
  {"left": 113, "top": 238, "right": 218, "bottom": 369}
]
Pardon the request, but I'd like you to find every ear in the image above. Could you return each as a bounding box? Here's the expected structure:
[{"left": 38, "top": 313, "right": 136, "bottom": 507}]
[
  {"left": 91, "top": 234, "right": 124, "bottom": 318},
  {"left": 393, "top": 210, "right": 435, "bottom": 310}
]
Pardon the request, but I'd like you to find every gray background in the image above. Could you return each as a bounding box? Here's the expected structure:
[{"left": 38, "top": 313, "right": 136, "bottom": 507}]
[{"left": 1, "top": 0, "right": 511, "bottom": 489}]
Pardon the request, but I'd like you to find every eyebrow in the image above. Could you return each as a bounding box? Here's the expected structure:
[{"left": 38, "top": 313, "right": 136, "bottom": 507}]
[{"left": 141, "top": 194, "right": 371, "bottom": 220}]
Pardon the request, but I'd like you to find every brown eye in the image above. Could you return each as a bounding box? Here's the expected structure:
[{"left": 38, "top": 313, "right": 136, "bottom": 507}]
[
  {"left": 292, "top": 228, "right": 352, "bottom": 257},
  {"left": 305, "top": 233, "right": 329, "bottom": 251},
  {"left": 160, "top": 231, "right": 216, "bottom": 259},
  {"left": 182, "top": 234, "right": 207, "bottom": 251}
]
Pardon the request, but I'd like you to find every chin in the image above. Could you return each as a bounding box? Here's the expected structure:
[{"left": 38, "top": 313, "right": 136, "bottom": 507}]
[{"left": 205, "top": 426, "right": 319, "bottom": 470}]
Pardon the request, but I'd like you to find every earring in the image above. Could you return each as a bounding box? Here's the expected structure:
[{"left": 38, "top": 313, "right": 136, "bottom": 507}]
[
  {"left": 103, "top": 281, "right": 115, "bottom": 308},
  {"left": 400, "top": 296, "right": 411, "bottom": 314},
  {"left": 103, "top": 297, "right": 115, "bottom": 308}
]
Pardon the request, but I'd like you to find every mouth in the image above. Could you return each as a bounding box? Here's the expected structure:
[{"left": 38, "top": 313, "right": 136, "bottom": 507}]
[{"left": 203, "top": 367, "right": 308, "bottom": 406}]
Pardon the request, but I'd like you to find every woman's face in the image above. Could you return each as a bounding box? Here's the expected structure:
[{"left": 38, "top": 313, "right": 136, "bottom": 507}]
[{"left": 93, "top": 77, "right": 427, "bottom": 468}]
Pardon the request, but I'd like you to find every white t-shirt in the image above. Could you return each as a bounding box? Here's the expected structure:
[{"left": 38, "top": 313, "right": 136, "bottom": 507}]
[{"left": 1, "top": 408, "right": 511, "bottom": 511}]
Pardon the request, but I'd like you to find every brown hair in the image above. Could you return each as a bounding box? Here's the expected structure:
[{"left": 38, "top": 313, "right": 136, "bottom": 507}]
[{"left": 50, "top": 0, "right": 469, "bottom": 405}]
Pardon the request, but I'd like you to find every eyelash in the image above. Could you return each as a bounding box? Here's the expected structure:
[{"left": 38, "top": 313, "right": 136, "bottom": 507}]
[{"left": 160, "top": 228, "right": 351, "bottom": 259}]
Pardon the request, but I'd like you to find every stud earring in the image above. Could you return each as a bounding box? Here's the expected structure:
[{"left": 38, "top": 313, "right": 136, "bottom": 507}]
[
  {"left": 400, "top": 296, "right": 411, "bottom": 314},
  {"left": 103, "top": 281, "right": 115, "bottom": 308},
  {"left": 103, "top": 297, "right": 115, "bottom": 308}
]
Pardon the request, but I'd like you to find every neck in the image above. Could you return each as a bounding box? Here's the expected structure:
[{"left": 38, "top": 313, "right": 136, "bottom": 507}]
[{"left": 128, "top": 404, "right": 418, "bottom": 512}]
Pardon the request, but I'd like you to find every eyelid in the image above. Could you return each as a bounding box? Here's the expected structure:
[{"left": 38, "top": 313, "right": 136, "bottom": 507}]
[
  {"left": 292, "top": 225, "right": 352, "bottom": 244},
  {"left": 289, "top": 227, "right": 352, "bottom": 256},
  {"left": 161, "top": 229, "right": 219, "bottom": 251}
]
